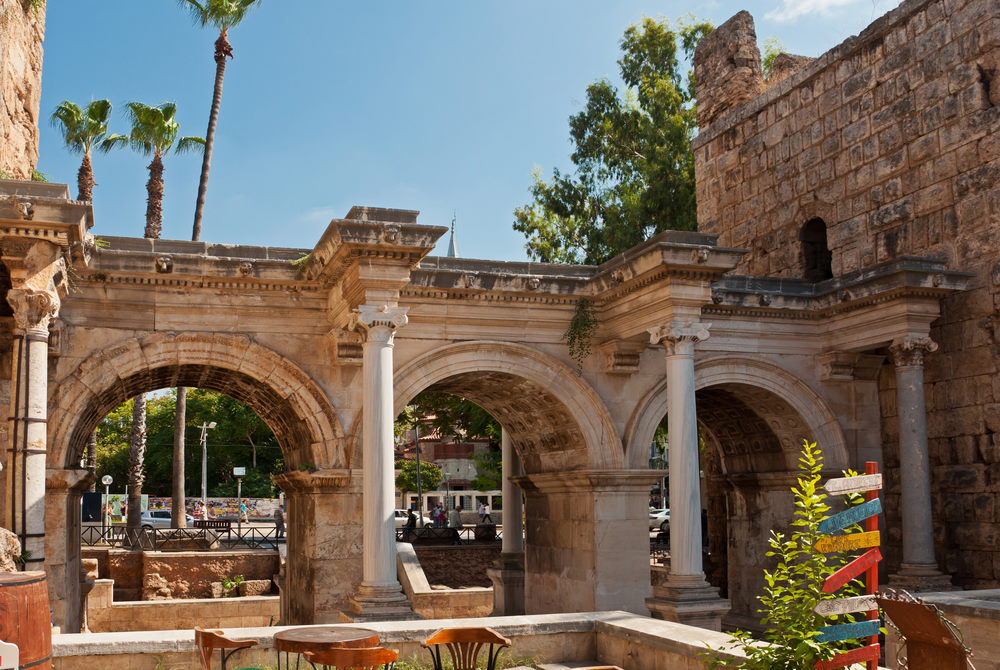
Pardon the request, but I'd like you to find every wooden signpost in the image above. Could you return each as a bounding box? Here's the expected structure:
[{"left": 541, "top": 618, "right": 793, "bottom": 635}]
[{"left": 812, "top": 463, "right": 883, "bottom": 670}]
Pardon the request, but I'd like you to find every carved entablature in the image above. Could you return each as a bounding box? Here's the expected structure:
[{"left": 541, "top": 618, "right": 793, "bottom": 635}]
[
  {"left": 600, "top": 339, "right": 647, "bottom": 374},
  {"left": 329, "top": 327, "right": 363, "bottom": 365},
  {"left": 648, "top": 320, "right": 711, "bottom": 357},
  {"left": 817, "top": 352, "right": 885, "bottom": 381},
  {"left": 889, "top": 336, "right": 938, "bottom": 368},
  {"left": 7, "top": 287, "right": 60, "bottom": 335}
]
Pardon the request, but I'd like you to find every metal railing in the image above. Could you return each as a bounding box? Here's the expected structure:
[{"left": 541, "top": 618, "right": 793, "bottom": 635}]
[
  {"left": 395, "top": 526, "right": 503, "bottom": 543},
  {"left": 81, "top": 524, "right": 285, "bottom": 551}
]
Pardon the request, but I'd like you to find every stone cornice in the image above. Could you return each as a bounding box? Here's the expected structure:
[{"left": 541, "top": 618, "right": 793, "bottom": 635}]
[{"left": 272, "top": 469, "right": 362, "bottom": 493}]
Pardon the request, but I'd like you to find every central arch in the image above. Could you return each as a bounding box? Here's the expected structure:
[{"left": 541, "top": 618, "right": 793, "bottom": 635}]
[{"left": 394, "top": 341, "right": 622, "bottom": 473}]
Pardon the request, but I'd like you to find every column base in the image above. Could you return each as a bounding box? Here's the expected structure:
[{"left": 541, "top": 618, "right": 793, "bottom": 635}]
[
  {"left": 486, "top": 552, "right": 525, "bottom": 616},
  {"left": 646, "top": 574, "right": 730, "bottom": 631},
  {"left": 345, "top": 583, "right": 419, "bottom": 621},
  {"left": 888, "top": 564, "right": 956, "bottom": 593}
]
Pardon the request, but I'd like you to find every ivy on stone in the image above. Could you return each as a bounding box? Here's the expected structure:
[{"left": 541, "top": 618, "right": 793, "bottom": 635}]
[{"left": 564, "top": 298, "right": 598, "bottom": 370}]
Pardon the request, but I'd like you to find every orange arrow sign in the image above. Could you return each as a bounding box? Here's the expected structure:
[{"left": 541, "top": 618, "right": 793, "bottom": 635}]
[
  {"left": 814, "top": 530, "right": 879, "bottom": 554},
  {"left": 823, "top": 548, "right": 882, "bottom": 593}
]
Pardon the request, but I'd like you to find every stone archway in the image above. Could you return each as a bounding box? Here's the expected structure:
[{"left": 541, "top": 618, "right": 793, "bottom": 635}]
[
  {"left": 393, "top": 341, "right": 653, "bottom": 614},
  {"left": 624, "top": 356, "right": 848, "bottom": 628},
  {"left": 46, "top": 332, "right": 351, "bottom": 630}
]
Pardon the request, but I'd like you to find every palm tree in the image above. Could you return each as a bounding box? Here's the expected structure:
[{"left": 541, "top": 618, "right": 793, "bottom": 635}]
[
  {"left": 178, "top": 0, "right": 262, "bottom": 242},
  {"left": 105, "top": 102, "right": 202, "bottom": 529},
  {"left": 105, "top": 102, "right": 204, "bottom": 238},
  {"left": 49, "top": 99, "right": 114, "bottom": 206}
]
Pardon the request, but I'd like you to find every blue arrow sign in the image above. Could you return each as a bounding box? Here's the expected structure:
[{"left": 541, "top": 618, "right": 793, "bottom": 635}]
[
  {"left": 818, "top": 499, "right": 882, "bottom": 535},
  {"left": 816, "top": 619, "right": 881, "bottom": 643}
]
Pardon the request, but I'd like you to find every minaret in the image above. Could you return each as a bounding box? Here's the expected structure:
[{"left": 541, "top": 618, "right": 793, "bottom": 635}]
[{"left": 447, "top": 212, "right": 459, "bottom": 258}]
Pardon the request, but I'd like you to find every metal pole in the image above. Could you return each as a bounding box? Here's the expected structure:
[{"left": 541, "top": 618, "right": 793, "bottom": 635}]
[
  {"left": 415, "top": 423, "right": 423, "bottom": 527},
  {"left": 200, "top": 423, "right": 208, "bottom": 507},
  {"left": 103, "top": 485, "right": 109, "bottom": 536},
  {"left": 237, "top": 477, "right": 242, "bottom": 536}
]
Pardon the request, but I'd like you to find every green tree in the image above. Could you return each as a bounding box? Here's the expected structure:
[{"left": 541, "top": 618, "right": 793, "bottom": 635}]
[
  {"left": 470, "top": 449, "right": 501, "bottom": 491},
  {"left": 395, "top": 459, "right": 442, "bottom": 497},
  {"left": 105, "top": 102, "right": 204, "bottom": 238},
  {"left": 177, "top": 0, "right": 262, "bottom": 242},
  {"left": 49, "top": 99, "right": 115, "bottom": 204},
  {"left": 703, "top": 441, "right": 867, "bottom": 669},
  {"left": 395, "top": 392, "right": 500, "bottom": 442},
  {"left": 514, "top": 17, "right": 713, "bottom": 265},
  {"left": 762, "top": 36, "right": 786, "bottom": 79}
]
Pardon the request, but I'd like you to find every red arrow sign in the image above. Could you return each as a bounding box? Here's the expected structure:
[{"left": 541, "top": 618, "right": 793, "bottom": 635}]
[
  {"left": 814, "top": 644, "right": 880, "bottom": 670},
  {"left": 822, "top": 548, "right": 882, "bottom": 593}
]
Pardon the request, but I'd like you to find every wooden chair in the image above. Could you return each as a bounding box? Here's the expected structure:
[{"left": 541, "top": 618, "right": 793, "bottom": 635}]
[
  {"left": 421, "top": 627, "right": 512, "bottom": 670},
  {"left": 303, "top": 647, "right": 398, "bottom": 670},
  {"left": 194, "top": 627, "right": 260, "bottom": 670}
]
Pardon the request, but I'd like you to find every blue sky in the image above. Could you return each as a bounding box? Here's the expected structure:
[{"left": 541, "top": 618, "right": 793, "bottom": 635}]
[{"left": 39, "top": 0, "right": 901, "bottom": 261}]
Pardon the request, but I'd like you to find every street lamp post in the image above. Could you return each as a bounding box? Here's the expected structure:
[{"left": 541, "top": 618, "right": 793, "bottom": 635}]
[
  {"left": 414, "top": 422, "right": 424, "bottom": 527},
  {"left": 200, "top": 421, "right": 217, "bottom": 509},
  {"left": 234, "top": 466, "right": 246, "bottom": 535},
  {"left": 101, "top": 475, "right": 113, "bottom": 537}
]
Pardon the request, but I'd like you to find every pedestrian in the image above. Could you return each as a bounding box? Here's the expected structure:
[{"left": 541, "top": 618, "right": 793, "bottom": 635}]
[
  {"left": 481, "top": 503, "right": 493, "bottom": 524},
  {"left": 274, "top": 505, "right": 285, "bottom": 538},
  {"left": 434, "top": 503, "right": 445, "bottom": 528},
  {"left": 478, "top": 502, "right": 487, "bottom": 522},
  {"left": 239, "top": 501, "right": 249, "bottom": 523},
  {"left": 448, "top": 505, "right": 464, "bottom": 545}
]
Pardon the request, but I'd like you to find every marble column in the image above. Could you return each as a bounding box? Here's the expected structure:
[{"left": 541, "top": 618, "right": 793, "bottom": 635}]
[
  {"left": 6, "top": 287, "right": 59, "bottom": 571},
  {"left": 350, "top": 303, "right": 416, "bottom": 619},
  {"left": 888, "top": 336, "right": 951, "bottom": 589},
  {"left": 487, "top": 429, "right": 525, "bottom": 614},
  {"left": 646, "top": 320, "right": 729, "bottom": 630}
]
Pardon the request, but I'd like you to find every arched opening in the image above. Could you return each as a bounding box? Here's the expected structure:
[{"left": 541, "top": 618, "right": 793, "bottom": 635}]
[
  {"left": 800, "top": 218, "right": 833, "bottom": 282},
  {"left": 46, "top": 334, "right": 347, "bottom": 630}
]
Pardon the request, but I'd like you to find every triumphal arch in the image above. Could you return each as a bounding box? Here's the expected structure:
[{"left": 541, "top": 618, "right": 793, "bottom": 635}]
[{"left": 0, "top": 179, "right": 969, "bottom": 633}]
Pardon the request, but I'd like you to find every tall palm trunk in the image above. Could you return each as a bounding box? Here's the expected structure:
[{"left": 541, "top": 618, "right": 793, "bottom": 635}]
[
  {"left": 192, "top": 28, "right": 233, "bottom": 242},
  {"left": 144, "top": 152, "right": 164, "bottom": 239},
  {"left": 171, "top": 387, "right": 188, "bottom": 528},
  {"left": 77, "top": 151, "right": 95, "bottom": 204},
  {"left": 126, "top": 395, "right": 147, "bottom": 530}
]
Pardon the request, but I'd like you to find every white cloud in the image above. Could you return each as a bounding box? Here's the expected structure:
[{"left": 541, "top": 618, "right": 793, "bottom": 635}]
[{"left": 765, "top": 0, "right": 860, "bottom": 23}]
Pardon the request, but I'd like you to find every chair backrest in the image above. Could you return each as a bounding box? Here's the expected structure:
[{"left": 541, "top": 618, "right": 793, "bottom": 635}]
[
  {"left": 194, "top": 627, "right": 257, "bottom": 670},
  {"left": 0, "top": 640, "right": 19, "bottom": 670},
  {"left": 422, "top": 627, "right": 512, "bottom": 670},
  {"left": 303, "top": 646, "right": 398, "bottom": 670}
]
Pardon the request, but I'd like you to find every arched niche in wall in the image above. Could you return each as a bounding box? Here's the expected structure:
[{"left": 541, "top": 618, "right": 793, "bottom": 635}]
[{"left": 800, "top": 218, "right": 833, "bottom": 282}]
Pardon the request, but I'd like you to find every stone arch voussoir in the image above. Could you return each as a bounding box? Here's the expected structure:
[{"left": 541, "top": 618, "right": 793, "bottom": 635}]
[
  {"left": 49, "top": 332, "right": 345, "bottom": 470},
  {"left": 394, "top": 341, "right": 622, "bottom": 472}
]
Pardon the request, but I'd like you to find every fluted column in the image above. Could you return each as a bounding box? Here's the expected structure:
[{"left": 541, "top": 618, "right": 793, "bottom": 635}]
[
  {"left": 889, "top": 336, "right": 948, "bottom": 586},
  {"left": 350, "top": 303, "right": 415, "bottom": 619},
  {"left": 6, "top": 287, "right": 59, "bottom": 570},
  {"left": 646, "top": 320, "right": 729, "bottom": 629}
]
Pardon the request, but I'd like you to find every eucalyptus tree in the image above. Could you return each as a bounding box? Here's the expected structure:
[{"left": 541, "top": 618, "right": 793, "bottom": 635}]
[
  {"left": 49, "top": 99, "right": 114, "bottom": 204},
  {"left": 177, "top": 0, "right": 262, "bottom": 242},
  {"left": 104, "top": 102, "right": 202, "bottom": 528}
]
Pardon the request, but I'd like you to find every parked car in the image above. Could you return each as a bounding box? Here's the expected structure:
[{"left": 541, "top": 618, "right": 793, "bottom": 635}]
[
  {"left": 139, "top": 510, "right": 195, "bottom": 529},
  {"left": 394, "top": 509, "right": 432, "bottom": 528},
  {"left": 649, "top": 508, "right": 670, "bottom": 532}
]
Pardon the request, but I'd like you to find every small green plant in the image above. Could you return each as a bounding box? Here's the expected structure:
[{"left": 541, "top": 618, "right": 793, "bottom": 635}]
[
  {"left": 13, "top": 550, "right": 31, "bottom": 570},
  {"left": 564, "top": 297, "right": 598, "bottom": 370},
  {"left": 0, "top": 169, "right": 9, "bottom": 179},
  {"left": 702, "top": 441, "right": 867, "bottom": 669},
  {"left": 761, "top": 36, "right": 785, "bottom": 79},
  {"left": 296, "top": 462, "right": 317, "bottom": 472},
  {"left": 93, "top": 237, "right": 111, "bottom": 249},
  {"left": 221, "top": 574, "right": 245, "bottom": 597},
  {"left": 30, "top": 168, "right": 48, "bottom": 182},
  {"left": 290, "top": 252, "right": 311, "bottom": 277}
]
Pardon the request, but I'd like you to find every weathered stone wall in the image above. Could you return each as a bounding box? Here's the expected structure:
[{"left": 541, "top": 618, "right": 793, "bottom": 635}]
[
  {"left": 693, "top": 0, "right": 1000, "bottom": 586},
  {"left": 0, "top": 0, "right": 44, "bottom": 179},
  {"left": 413, "top": 545, "right": 500, "bottom": 588}
]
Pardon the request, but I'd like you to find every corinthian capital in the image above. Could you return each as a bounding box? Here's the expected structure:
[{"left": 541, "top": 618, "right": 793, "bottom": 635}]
[
  {"left": 648, "top": 320, "right": 711, "bottom": 357},
  {"left": 352, "top": 303, "right": 409, "bottom": 344},
  {"left": 7, "top": 288, "right": 60, "bottom": 335},
  {"left": 889, "top": 336, "right": 938, "bottom": 368}
]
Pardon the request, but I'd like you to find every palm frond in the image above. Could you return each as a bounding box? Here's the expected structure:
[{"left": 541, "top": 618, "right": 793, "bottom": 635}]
[
  {"left": 175, "top": 136, "right": 206, "bottom": 155},
  {"left": 98, "top": 133, "right": 129, "bottom": 153},
  {"left": 85, "top": 99, "right": 113, "bottom": 124},
  {"left": 192, "top": 0, "right": 262, "bottom": 30},
  {"left": 50, "top": 101, "right": 85, "bottom": 153},
  {"left": 176, "top": 0, "right": 210, "bottom": 25}
]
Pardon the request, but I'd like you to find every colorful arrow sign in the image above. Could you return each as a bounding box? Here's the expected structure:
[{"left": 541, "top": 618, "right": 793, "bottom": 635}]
[
  {"left": 823, "top": 473, "right": 882, "bottom": 495},
  {"left": 814, "top": 644, "right": 880, "bottom": 670},
  {"left": 823, "top": 548, "right": 882, "bottom": 593},
  {"left": 815, "top": 530, "right": 880, "bottom": 554},
  {"left": 816, "top": 619, "right": 881, "bottom": 643},
  {"left": 818, "top": 499, "right": 882, "bottom": 535},
  {"left": 814, "top": 595, "right": 879, "bottom": 616}
]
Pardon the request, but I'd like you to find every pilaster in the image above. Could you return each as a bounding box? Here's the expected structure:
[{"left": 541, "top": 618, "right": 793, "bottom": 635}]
[{"left": 45, "top": 468, "right": 93, "bottom": 633}]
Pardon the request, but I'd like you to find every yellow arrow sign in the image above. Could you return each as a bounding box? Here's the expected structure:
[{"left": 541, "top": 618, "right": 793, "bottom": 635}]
[{"left": 814, "top": 530, "right": 880, "bottom": 554}]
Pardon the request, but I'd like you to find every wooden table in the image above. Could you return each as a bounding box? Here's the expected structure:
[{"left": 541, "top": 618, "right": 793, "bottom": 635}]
[{"left": 274, "top": 626, "right": 379, "bottom": 669}]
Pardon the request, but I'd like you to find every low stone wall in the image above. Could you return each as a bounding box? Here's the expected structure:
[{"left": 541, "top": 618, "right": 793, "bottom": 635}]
[
  {"left": 83, "top": 548, "right": 279, "bottom": 600},
  {"left": 86, "top": 579, "right": 279, "bottom": 633},
  {"left": 397, "top": 542, "right": 493, "bottom": 619},
  {"left": 53, "top": 612, "right": 748, "bottom": 670},
  {"left": 413, "top": 544, "right": 500, "bottom": 587},
  {"left": 885, "top": 589, "right": 1000, "bottom": 670}
]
